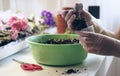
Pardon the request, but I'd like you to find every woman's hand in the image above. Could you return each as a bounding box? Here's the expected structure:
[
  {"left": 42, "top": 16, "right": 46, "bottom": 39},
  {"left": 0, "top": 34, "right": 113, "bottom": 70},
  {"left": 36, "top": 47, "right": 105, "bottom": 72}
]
[
  {"left": 62, "top": 9, "right": 93, "bottom": 30},
  {"left": 77, "top": 31, "right": 120, "bottom": 57}
]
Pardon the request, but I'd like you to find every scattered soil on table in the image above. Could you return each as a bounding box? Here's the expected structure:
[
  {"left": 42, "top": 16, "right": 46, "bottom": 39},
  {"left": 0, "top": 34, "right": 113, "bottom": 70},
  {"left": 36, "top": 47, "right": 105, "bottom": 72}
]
[{"left": 56, "top": 68, "right": 88, "bottom": 75}]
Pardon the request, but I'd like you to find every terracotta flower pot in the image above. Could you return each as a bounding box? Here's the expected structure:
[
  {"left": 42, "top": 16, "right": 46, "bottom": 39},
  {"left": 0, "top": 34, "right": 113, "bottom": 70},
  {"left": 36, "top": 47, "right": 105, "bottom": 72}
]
[
  {"left": 56, "top": 7, "right": 73, "bottom": 34},
  {"left": 56, "top": 14, "right": 67, "bottom": 33}
]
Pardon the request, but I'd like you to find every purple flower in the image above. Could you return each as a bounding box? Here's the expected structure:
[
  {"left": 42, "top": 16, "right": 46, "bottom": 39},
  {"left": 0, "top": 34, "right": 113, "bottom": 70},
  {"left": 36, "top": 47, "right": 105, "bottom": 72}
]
[
  {"left": 44, "top": 18, "right": 49, "bottom": 24},
  {"left": 43, "top": 17, "right": 54, "bottom": 26},
  {"left": 46, "top": 12, "right": 52, "bottom": 18},
  {"left": 48, "top": 17, "right": 54, "bottom": 25},
  {"left": 49, "top": 20, "right": 54, "bottom": 25},
  {"left": 41, "top": 10, "right": 55, "bottom": 26},
  {"left": 41, "top": 10, "right": 47, "bottom": 16}
]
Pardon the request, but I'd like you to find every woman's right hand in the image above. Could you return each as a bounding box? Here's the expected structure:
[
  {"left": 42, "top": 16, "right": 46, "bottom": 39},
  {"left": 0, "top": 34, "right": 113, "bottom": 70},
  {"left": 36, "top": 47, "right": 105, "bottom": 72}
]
[
  {"left": 77, "top": 31, "right": 120, "bottom": 57},
  {"left": 61, "top": 9, "right": 93, "bottom": 30}
]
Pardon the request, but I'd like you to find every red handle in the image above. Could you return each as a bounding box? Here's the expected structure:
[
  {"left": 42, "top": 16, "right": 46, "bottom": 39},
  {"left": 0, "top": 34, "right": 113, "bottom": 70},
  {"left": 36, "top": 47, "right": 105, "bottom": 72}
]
[
  {"left": 20, "top": 63, "right": 43, "bottom": 71},
  {"left": 12, "top": 59, "right": 43, "bottom": 71}
]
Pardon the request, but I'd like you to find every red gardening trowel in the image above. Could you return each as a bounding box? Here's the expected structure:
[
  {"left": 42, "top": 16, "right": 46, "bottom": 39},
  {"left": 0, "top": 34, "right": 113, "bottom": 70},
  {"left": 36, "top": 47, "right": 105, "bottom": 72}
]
[{"left": 12, "top": 59, "right": 43, "bottom": 71}]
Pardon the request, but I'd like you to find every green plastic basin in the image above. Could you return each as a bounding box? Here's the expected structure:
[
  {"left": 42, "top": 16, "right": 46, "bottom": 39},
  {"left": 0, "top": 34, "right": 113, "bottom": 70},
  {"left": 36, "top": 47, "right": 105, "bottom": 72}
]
[{"left": 26, "top": 34, "right": 87, "bottom": 66}]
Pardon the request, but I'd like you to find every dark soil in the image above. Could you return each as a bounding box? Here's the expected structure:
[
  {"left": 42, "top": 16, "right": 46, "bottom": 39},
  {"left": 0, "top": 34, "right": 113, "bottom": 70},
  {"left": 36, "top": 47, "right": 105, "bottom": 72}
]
[
  {"left": 72, "top": 18, "right": 88, "bottom": 31},
  {"left": 44, "top": 39, "right": 79, "bottom": 44}
]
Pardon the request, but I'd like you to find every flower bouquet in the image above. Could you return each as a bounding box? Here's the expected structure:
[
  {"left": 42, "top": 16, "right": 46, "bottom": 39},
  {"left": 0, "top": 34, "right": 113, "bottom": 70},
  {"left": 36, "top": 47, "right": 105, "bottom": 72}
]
[{"left": 0, "top": 10, "right": 56, "bottom": 60}]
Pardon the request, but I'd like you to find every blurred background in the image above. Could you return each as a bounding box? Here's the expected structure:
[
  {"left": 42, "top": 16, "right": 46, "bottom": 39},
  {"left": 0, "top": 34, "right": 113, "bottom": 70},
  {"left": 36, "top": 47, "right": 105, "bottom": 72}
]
[{"left": 1, "top": 0, "right": 120, "bottom": 32}]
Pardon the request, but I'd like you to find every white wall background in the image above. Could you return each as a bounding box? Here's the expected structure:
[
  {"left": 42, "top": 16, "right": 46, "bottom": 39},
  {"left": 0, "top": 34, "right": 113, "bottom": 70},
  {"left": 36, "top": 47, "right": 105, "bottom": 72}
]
[
  {"left": 9, "top": 0, "right": 60, "bottom": 17},
  {"left": 0, "top": 0, "right": 9, "bottom": 11},
  {"left": 0, "top": 0, "right": 3, "bottom": 10}
]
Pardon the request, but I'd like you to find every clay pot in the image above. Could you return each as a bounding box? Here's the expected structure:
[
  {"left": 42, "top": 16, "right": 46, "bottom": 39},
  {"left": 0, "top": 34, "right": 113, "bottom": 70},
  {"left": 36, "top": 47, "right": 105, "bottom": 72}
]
[
  {"left": 56, "top": 7, "right": 73, "bottom": 33},
  {"left": 56, "top": 14, "right": 67, "bottom": 33}
]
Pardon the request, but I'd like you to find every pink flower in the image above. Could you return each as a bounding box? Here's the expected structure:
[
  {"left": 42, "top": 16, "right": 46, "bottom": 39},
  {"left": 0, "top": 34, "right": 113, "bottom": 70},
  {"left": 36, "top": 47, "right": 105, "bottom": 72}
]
[
  {"left": 11, "top": 30, "right": 18, "bottom": 40},
  {"left": 7, "top": 16, "right": 18, "bottom": 26},
  {"left": 0, "top": 26, "right": 3, "bottom": 30},
  {"left": 11, "top": 19, "right": 28, "bottom": 31},
  {"left": 0, "top": 20, "right": 3, "bottom": 30},
  {"left": 7, "top": 16, "right": 28, "bottom": 31},
  {"left": 7, "top": 16, "right": 28, "bottom": 40}
]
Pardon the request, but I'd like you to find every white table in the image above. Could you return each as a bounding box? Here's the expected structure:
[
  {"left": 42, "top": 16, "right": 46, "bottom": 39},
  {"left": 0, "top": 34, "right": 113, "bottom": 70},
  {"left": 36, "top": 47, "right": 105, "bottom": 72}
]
[
  {"left": 0, "top": 27, "right": 115, "bottom": 76},
  {"left": 0, "top": 47, "right": 106, "bottom": 76}
]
